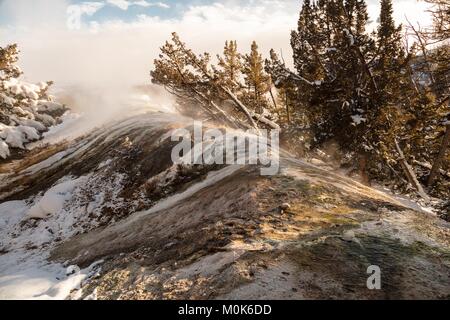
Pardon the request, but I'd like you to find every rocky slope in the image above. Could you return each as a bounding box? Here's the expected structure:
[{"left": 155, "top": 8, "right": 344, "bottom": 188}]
[{"left": 0, "top": 112, "right": 449, "bottom": 300}]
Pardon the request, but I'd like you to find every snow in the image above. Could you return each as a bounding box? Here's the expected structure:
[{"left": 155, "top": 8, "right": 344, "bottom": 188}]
[
  {"left": 37, "top": 112, "right": 82, "bottom": 146},
  {"left": 0, "top": 177, "right": 102, "bottom": 300},
  {"left": 33, "top": 261, "right": 103, "bottom": 300},
  {"left": 37, "top": 101, "right": 65, "bottom": 113},
  {"left": 0, "top": 200, "right": 28, "bottom": 230},
  {"left": 0, "top": 75, "right": 69, "bottom": 159},
  {"left": 0, "top": 125, "right": 40, "bottom": 149},
  {"left": 0, "top": 126, "right": 26, "bottom": 148},
  {"left": 0, "top": 140, "right": 10, "bottom": 159},
  {"left": 343, "top": 28, "right": 355, "bottom": 46},
  {"left": 19, "top": 125, "right": 40, "bottom": 141},
  {"left": 351, "top": 115, "right": 367, "bottom": 126},
  {"left": 26, "top": 177, "right": 87, "bottom": 219},
  {"left": 0, "top": 257, "right": 103, "bottom": 300},
  {"left": 0, "top": 93, "right": 16, "bottom": 105},
  {"left": 17, "top": 118, "right": 47, "bottom": 131},
  {"left": 2, "top": 79, "right": 43, "bottom": 100},
  {"left": 35, "top": 113, "right": 56, "bottom": 126}
]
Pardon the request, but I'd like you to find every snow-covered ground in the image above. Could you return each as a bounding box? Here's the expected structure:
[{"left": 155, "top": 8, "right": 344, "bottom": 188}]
[{"left": 0, "top": 177, "right": 105, "bottom": 300}]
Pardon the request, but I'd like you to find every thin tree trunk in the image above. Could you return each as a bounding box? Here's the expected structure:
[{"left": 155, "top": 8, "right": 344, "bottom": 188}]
[
  {"left": 221, "top": 86, "right": 259, "bottom": 130},
  {"left": 394, "top": 139, "right": 430, "bottom": 201},
  {"left": 269, "top": 87, "right": 277, "bottom": 110},
  {"left": 406, "top": 18, "right": 436, "bottom": 86},
  {"left": 353, "top": 45, "right": 378, "bottom": 93},
  {"left": 250, "top": 112, "right": 280, "bottom": 130},
  {"left": 285, "top": 93, "right": 291, "bottom": 124},
  {"left": 427, "top": 124, "right": 450, "bottom": 186},
  {"left": 221, "top": 86, "right": 280, "bottom": 131},
  {"left": 413, "top": 160, "right": 450, "bottom": 179}
]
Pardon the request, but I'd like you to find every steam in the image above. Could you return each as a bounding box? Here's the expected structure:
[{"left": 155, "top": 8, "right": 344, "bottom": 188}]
[
  {"left": 0, "top": 0, "right": 298, "bottom": 134},
  {"left": 0, "top": 0, "right": 432, "bottom": 133}
]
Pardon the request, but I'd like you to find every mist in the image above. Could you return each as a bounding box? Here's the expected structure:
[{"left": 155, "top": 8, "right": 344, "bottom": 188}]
[
  {"left": 0, "top": 1, "right": 296, "bottom": 121},
  {"left": 0, "top": 0, "right": 432, "bottom": 132}
]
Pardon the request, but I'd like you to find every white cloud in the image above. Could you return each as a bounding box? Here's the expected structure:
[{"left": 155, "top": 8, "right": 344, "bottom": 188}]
[
  {"left": 106, "top": 0, "right": 169, "bottom": 10},
  {"left": 66, "top": 1, "right": 105, "bottom": 29},
  {"left": 106, "top": 0, "right": 130, "bottom": 10},
  {"left": 0, "top": 0, "right": 70, "bottom": 29},
  {"left": 133, "top": 1, "right": 170, "bottom": 9},
  {"left": 70, "top": 1, "right": 105, "bottom": 16},
  {"left": 0, "top": 0, "right": 296, "bottom": 87}
]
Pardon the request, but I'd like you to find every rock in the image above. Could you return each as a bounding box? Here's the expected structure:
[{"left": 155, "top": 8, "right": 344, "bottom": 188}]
[
  {"left": 341, "top": 230, "right": 356, "bottom": 242},
  {"left": 280, "top": 203, "right": 291, "bottom": 211},
  {"left": 66, "top": 265, "right": 80, "bottom": 276}
]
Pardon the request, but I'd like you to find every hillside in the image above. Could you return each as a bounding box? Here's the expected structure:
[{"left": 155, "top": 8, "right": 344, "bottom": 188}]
[{"left": 0, "top": 112, "right": 449, "bottom": 300}]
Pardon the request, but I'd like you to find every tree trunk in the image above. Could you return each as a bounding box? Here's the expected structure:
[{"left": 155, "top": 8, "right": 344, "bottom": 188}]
[
  {"left": 413, "top": 160, "right": 450, "bottom": 180},
  {"left": 394, "top": 139, "right": 430, "bottom": 201},
  {"left": 221, "top": 86, "right": 280, "bottom": 131},
  {"left": 221, "top": 86, "right": 259, "bottom": 130},
  {"left": 269, "top": 87, "right": 278, "bottom": 111},
  {"left": 250, "top": 112, "right": 280, "bottom": 130},
  {"left": 427, "top": 124, "right": 450, "bottom": 186},
  {"left": 359, "top": 153, "right": 371, "bottom": 186},
  {"left": 285, "top": 93, "right": 291, "bottom": 124}
]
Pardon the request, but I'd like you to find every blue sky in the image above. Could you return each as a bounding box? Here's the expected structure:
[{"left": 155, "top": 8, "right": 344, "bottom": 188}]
[
  {"left": 68, "top": 0, "right": 200, "bottom": 22},
  {"left": 0, "top": 0, "right": 282, "bottom": 26},
  {"left": 0, "top": 0, "right": 431, "bottom": 30}
]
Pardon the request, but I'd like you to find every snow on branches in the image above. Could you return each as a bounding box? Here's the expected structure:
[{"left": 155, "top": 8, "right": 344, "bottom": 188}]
[{"left": 0, "top": 44, "right": 67, "bottom": 159}]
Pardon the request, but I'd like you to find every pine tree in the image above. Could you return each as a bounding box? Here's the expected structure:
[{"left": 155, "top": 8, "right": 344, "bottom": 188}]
[
  {"left": 355, "top": 0, "right": 369, "bottom": 34},
  {"left": 376, "top": 0, "right": 405, "bottom": 89},
  {"left": 242, "top": 41, "right": 271, "bottom": 114},
  {"left": 1, "top": 44, "right": 67, "bottom": 159},
  {"left": 217, "top": 41, "right": 242, "bottom": 93},
  {"left": 421, "top": 0, "right": 450, "bottom": 186},
  {"left": 0, "top": 44, "right": 22, "bottom": 81},
  {"left": 425, "top": 0, "right": 450, "bottom": 41},
  {"left": 151, "top": 33, "right": 278, "bottom": 131}
]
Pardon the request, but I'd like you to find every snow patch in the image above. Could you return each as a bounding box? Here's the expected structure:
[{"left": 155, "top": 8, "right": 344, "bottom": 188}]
[
  {"left": 0, "top": 140, "right": 10, "bottom": 159},
  {"left": 351, "top": 115, "right": 367, "bottom": 126},
  {"left": 26, "top": 177, "right": 87, "bottom": 219}
]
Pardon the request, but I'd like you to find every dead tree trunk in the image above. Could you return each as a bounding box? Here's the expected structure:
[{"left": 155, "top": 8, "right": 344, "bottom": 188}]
[
  {"left": 394, "top": 139, "right": 430, "bottom": 201},
  {"left": 413, "top": 160, "right": 450, "bottom": 179},
  {"left": 427, "top": 124, "right": 450, "bottom": 186},
  {"left": 269, "top": 87, "right": 278, "bottom": 111}
]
